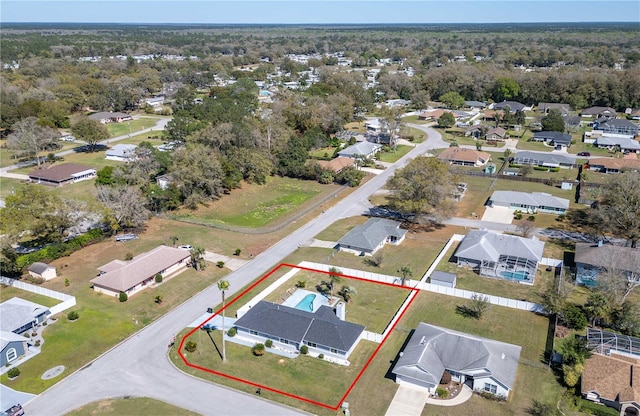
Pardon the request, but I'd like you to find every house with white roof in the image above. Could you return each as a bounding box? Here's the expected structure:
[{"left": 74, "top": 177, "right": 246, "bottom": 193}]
[
  {"left": 512, "top": 151, "right": 576, "bottom": 169},
  {"left": 105, "top": 144, "right": 138, "bottom": 162},
  {"left": 454, "top": 229, "right": 544, "bottom": 283},
  {"left": 488, "top": 190, "right": 569, "bottom": 214},
  {"left": 337, "top": 141, "right": 382, "bottom": 160},
  {"left": 90, "top": 245, "right": 190, "bottom": 297},
  {"left": 392, "top": 323, "right": 521, "bottom": 399},
  {"left": 0, "top": 298, "right": 50, "bottom": 335}
]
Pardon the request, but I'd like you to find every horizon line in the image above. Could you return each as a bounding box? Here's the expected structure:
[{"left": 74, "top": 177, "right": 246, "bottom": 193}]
[{"left": 3, "top": 21, "right": 639, "bottom": 25}]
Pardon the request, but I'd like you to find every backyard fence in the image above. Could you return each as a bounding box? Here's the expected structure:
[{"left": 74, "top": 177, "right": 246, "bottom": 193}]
[{"left": 0, "top": 275, "right": 76, "bottom": 315}]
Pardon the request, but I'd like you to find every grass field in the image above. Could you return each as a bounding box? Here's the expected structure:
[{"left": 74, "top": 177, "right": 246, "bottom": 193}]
[
  {"left": 378, "top": 145, "right": 413, "bottom": 163},
  {"left": 66, "top": 397, "right": 200, "bottom": 416},
  {"left": 170, "top": 176, "right": 340, "bottom": 228},
  {"left": 105, "top": 117, "right": 160, "bottom": 138}
]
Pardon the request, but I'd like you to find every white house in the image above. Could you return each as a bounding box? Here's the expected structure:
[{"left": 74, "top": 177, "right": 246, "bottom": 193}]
[
  {"left": 337, "top": 141, "right": 382, "bottom": 160},
  {"left": 488, "top": 190, "right": 569, "bottom": 215},
  {"left": 105, "top": 144, "right": 138, "bottom": 162},
  {"left": 392, "top": 323, "right": 521, "bottom": 399}
]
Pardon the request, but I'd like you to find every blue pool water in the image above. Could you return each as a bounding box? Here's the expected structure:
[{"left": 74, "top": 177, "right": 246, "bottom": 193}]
[
  {"left": 501, "top": 271, "right": 530, "bottom": 281},
  {"left": 295, "top": 294, "right": 316, "bottom": 311}
]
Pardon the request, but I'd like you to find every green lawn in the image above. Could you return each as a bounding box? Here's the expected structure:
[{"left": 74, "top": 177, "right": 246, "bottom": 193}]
[
  {"left": 66, "top": 397, "right": 201, "bottom": 416},
  {"left": 106, "top": 117, "right": 160, "bottom": 138},
  {"left": 0, "top": 286, "right": 61, "bottom": 308},
  {"left": 314, "top": 217, "right": 368, "bottom": 242},
  {"left": 309, "top": 146, "right": 338, "bottom": 159},
  {"left": 378, "top": 145, "right": 413, "bottom": 163},
  {"left": 170, "top": 176, "right": 340, "bottom": 229}
]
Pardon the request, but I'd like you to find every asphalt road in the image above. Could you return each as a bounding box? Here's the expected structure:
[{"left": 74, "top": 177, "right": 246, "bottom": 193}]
[{"left": 23, "top": 129, "right": 442, "bottom": 416}]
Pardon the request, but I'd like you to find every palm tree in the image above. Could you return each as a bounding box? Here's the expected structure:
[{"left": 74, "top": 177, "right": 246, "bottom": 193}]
[
  {"left": 399, "top": 265, "right": 413, "bottom": 286},
  {"left": 190, "top": 246, "right": 205, "bottom": 270},
  {"left": 328, "top": 267, "right": 342, "bottom": 300},
  {"left": 217, "top": 279, "right": 230, "bottom": 362},
  {"left": 339, "top": 285, "right": 357, "bottom": 303}
]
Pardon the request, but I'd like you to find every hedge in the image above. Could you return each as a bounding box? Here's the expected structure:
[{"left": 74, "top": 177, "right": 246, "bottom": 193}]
[
  {"left": 577, "top": 399, "right": 619, "bottom": 416},
  {"left": 16, "top": 228, "right": 104, "bottom": 270}
]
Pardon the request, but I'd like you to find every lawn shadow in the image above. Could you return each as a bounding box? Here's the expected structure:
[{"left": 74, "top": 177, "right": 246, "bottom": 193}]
[
  {"left": 384, "top": 328, "right": 415, "bottom": 381},
  {"left": 455, "top": 305, "right": 481, "bottom": 319}
]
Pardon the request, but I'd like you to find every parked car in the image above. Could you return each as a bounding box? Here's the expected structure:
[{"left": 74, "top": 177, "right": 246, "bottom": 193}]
[
  {"left": 178, "top": 245, "right": 193, "bottom": 251},
  {"left": 2, "top": 404, "right": 24, "bottom": 416},
  {"left": 577, "top": 152, "right": 591, "bottom": 157}
]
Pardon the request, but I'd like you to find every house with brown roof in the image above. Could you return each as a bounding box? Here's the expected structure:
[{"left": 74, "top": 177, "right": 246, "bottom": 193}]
[
  {"left": 417, "top": 109, "right": 453, "bottom": 122},
  {"left": 315, "top": 157, "right": 356, "bottom": 173},
  {"left": 485, "top": 127, "right": 507, "bottom": 141},
  {"left": 88, "top": 111, "right": 133, "bottom": 124},
  {"left": 582, "top": 351, "right": 640, "bottom": 414},
  {"left": 90, "top": 245, "right": 191, "bottom": 298},
  {"left": 437, "top": 147, "right": 491, "bottom": 167},
  {"left": 29, "top": 163, "right": 96, "bottom": 187},
  {"left": 587, "top": 156, "right": 640, "bottom": 174}
]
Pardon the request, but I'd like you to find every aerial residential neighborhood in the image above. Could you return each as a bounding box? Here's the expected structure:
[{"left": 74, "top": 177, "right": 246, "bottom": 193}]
[{"left": 0, "top": 6, "right": 639, "bottom": 416}]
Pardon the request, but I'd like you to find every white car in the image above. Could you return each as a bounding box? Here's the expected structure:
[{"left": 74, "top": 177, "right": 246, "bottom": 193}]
[{"left": 178, "top": 245, "right": 192, "bottom": 251}]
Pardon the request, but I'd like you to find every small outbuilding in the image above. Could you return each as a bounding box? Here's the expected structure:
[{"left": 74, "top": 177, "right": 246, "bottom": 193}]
[
  {"left": 27, "top": 262, "right": 57, "bottom": 281},
  {"left": 429, "top": 271, "right": 457, "bottom": 288}
]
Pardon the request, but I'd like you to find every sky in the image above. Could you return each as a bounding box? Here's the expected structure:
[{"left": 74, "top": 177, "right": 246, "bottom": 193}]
[{"left": 1, "top": 0, "right": 639, "bottom": 24}]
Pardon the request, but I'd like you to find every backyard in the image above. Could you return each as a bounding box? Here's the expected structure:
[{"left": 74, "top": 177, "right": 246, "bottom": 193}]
[{"left": 105, "top": 116, "right": 164, "bottom": 138}]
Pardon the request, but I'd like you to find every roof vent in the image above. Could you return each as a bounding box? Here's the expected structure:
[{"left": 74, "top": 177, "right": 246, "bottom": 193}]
[
  {"left": 419, "top": 336, "right": 426, "bottom": 345},
  {"left": 501, "top": 353, "right": 505, "bottom": 360}
]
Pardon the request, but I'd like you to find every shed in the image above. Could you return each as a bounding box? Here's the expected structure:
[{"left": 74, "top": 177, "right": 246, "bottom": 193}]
[
  {"left": 27, "top": 262, "right": 56, "bottom": 281},
  {"left": 430, "top": 271, "right": 457, "bottom": 288}
]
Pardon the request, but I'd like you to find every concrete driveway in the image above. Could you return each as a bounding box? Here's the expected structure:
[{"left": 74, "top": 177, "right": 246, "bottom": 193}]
[
  {"left": 385, "top": 384, "right": 428, "bottom": 416},
  {"left": 481, "top": 205, "right": 513, "bottom": 224}
]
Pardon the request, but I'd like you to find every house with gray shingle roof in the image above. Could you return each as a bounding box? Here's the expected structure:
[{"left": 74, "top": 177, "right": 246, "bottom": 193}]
[
  {"left": 454, "top": 229, "right": 544, "bottom": 283},
  {"left": 0, "top": 298, "right": 50, "bottom": 335},
  {"left": 512, "top": 151, "right": 576, "bottom": 169},
  {"left": 337, "top": 141, "right": 382, "bottom": 160},
  {"left": 337, "top": 218, "right": 407, "bottom": 256},
  {"left": 488, "top": 190, "right": 569, "bottom": 214},
  {"left": 392, "top": 323, "right": 521, "bottom": 398},
  {"left": 91, "top": 245, "right": 190, "bottom": 298},
  {"left": 1, "top": 331, "right": 30, "bottom": 367},
  {"left": 594, "top": 119, "right": 640, "bottom": 136},
  {"left": 233, "top": 301, "right": 364, "bottom": 361},
  {"left": 574, "top": 242, "right": 640, "bottom": 287}
]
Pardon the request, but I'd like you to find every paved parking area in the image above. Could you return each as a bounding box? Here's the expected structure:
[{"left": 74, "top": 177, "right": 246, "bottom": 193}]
[{"left": 481, "top": 205, "right": 513, "bottom": 224}]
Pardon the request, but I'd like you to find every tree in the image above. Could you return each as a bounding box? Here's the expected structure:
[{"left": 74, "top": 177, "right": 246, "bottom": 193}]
[
  {"left": 611, "top": 301, "right": 640, "bottom": 336},
  {"left": 71, "top": 117, "right": 109, "bottom": 152},
  {"left": 380, "top": 106, "right": 404, "bottom": 152},
  {"left": 328, "top": 268, "right": 342, "bottom": 300},
  {"left": 437, "top": 112, "right": 456, "bottom": 128},
  {"left": 386, "top": 156, "right": 458, "bottom": 224},
  {"left": 169, "top": 236, "right": 179, "bottom": 247},
  {"left": 493, "top": 77, "right": 520, "bottom": 102},
  {"left": 503, "top": 148, "right": 512, "bottom": 161},
  {"left": 7, "top": 117, "right": 59, "bottom": 166},
  {"left": 190, "top": 246, "right": 206, "bottom": 271},
  {"left": 516, "top": 219, "right": 536, "bottom": 238},
  {"left": 439, "top": 91, "right": 465, "bottom": 109},
  {"left": 519, "top": 164, "right": 533, "bottom": 177},
  {"left": 592, "top": 171, "right": 640, "bottom": 248},
  {"left": 96, "top": 185, "right": 150, "bottom": 232},
  {"left": 458, "top": 294, "right": 490, "bottom": 319},
  {"left": 527, "top": 400, "right": 561, "bottom": 416},
  {"left": 217, "top": 280, "right": 230, "bottom": 362},
  {"left": 338, "top": 285, "right": 357, "bottom": 303},
  {"left": 399, "top": 265, "right": 413, "bottom": 286},
  {"left": 171, "top": 144, "right": 225, "bottom": 203},
  {"left": 541, "top": 109, "right": 565, "bottom": 132},
  {"left": 561, "top": 304, "right": 587, "bottom": 330},
  {"left": 583, "top": 292, "right": 610, "bottom": 326},
  {"left": 119, "top": 292, "right": 128, "bottom": 302}
]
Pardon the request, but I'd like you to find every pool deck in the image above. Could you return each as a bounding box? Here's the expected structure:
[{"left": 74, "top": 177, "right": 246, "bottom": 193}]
[{"left": 282, "top": 289, "right": 330, "bottom": 312}]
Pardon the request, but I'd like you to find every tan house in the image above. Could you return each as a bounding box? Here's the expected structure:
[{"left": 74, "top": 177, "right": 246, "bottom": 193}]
[
  {"left": 588, "top": 156, "right": 640, "bottom": 174},
  {"left": 27, "top": 262, "right": 56, "bottom": 281},
  {"left": 29, "top": 163, "right": 96, "bottom": 187},
  {"left": 582, "top": 351, "right": 640, "bottom": 415},
  {"left": 315, "top": 157, "right": 356, "bottom": 172},
  {"left": 485, "top": 127, "right": 507, "bottom": 141},
  {"left": 90, "top": 245, "right": 190, "bottom": 298},
  {"left": 437, "top": 147, "right": 491, "bottom": 167}
]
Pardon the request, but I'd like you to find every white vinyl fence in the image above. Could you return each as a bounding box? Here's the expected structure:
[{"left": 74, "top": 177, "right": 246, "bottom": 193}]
[{"left": 1, "top": 276, "right": 76, "bottom": 315}]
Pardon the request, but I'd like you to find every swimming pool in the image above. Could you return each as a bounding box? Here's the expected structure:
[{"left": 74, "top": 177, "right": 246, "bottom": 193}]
[
  {"left": 501, "top": 270, "right": 530, "bottom": 281},
  {"left": 295, "top": 294, "right": 316, "bottom": 312}
]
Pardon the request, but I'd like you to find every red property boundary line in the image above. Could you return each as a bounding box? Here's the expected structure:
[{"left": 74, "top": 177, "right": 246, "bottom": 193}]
[{"left": 178, "top": 263, "right": 419, "bottom": 411}]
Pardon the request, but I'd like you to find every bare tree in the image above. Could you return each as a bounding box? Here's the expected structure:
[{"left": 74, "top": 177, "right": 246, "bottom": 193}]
[
  {"left": 593, "top": 247, "right": 640, "bottom": 305},
  {"left": 516, "top": 219, "right": 536, "bottom": 238},
  {"left": 7, "top": 117, "right": 59, "bottom": 166},
  {"left": 96, "top": 185, "right": 150, "bottom": 232}
]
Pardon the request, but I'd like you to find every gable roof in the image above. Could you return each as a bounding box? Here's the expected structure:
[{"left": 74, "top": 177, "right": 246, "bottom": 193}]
[
  {"left": 337, "top": 141, "right": 382, "bottom": 158},
  {"left": 513, "top": 151, "right": 575, "bottom": 166},
  {"left": 29, "top": 163, "right": 96, "bottom": 183},
  {"left": 595, "top": 136, "right": 640, "bottom": 150},
  {"left": 0, "top": 298, "right": 49, "bottom": 333},
  {"left": 533, "top": 131, "right": 572, "bottom": 144},
  {"left": 538, "top": 103, "right": 570, "bottom": 113},
  {"left": 454, "top": 229, "right": 544, "bottom": 263},
  {"left": 437, "top": 148, "right": 491, "bottom": 164},
  {"left": 392, "top": 323, "right": 521, "bottom": 390},
  {"left": 574, "top": 243, "right": 640, "bottom": 273},
  {"left": 486, "top": 127, "right": 507, "bottom": 137},
  {"left": 597, "top": 118, "right": 640, "bottom": 130},
  {"left": 581, "top": 106, "right": 617, "bottom": 116},
  {"left": 582, "top": 352, "right": 640, "bottom": 403},
  {"left": 430, "top": 271, "right": 456, "bottom": 284},
  {"left": 338, "top": 218, "right": 407, "bottom": 252},
  {"left": 234, "top": 301, "right": 364, "bottom": 351},
  {"left": 587, "top": 156, "right": 640, "bottom": 172},
  {"left": 490, "top": 190, "right": 569, "bottom": 210},
  {"left": 91, "top": 245, "right": 190, "bottom": 292},
  {"left": 0, "top": 331, "right": 28, "bottom": 351},
  {"left": 28, "top": 262, "right": 54, "bottom": 275},
  {"left": 493, "top": 101, "right": 526, "bottom": 112}
]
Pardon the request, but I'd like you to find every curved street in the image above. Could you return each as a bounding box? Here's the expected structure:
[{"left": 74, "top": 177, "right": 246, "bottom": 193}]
[{"left": 23, "top": 128, "right": 443, "bottom": 415}]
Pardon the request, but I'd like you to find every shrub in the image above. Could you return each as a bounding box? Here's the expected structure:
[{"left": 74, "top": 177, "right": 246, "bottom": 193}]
[
  {"left": 119, "top": 292, "right": 128, "bottom": 302},
  {"left": 234, "top": 248, "right": 241, "bottom": 256},
  {"left": 67, "top": 311, "right": 79, "bottom": 321},
  {"left": 155, "top": 273, "right": 163, "bottom": 283},
  {"left": 562, "top": 304, "right": 588, "bottom": 330},
  {"left": 527, "top": 215, "right": 536, "bottom": 222},
  {"left": 154, "top": 295, "right": 163, "bottom": 304},
  {"left": 184, "top": 341, "right": 197, "bottom": 353},
  {"left": 476, "top": 390, "right": 507, "bottom": 401},
  {"left": 42, "top": 321, "right": 47, "bottom": 326},
  {"left": 64, "top": 278, "right": 70, "bottom": 287},
  {"left": 295, "top": 280, "right": 306, "bottom": 288},
  {"left": 534, "top": 166, "right": 549, "bottom": 171},
  {"left": 265, "top": 339, "right": 273, "bottom": 348},
  {"left": 125, "top": 252, "right": 133, "bottom": 261},
  {"left": 436, "top": 387, "right": 449, "bottom": 399},
  {"left": 514, "top": 212, "right": 523, "bottom": 220},
  {"left": 550, "top": 167, "right": 560, "bottom": 172},
  {"left": 7, "top": 367, "right": 20, "bottom": 378},
  {"left": 35, "top": 340, "right": 41, "bottom": 347},
  {"left": 318, "top": 354, "right": 324, "bottom": 359},
  {"left": 300, "top": 345, "right": 309, "bottom": 355},
  {"left": 578, "top": 398, "right": 619, "bottom": 416},
  {"left": 252, "top": 343, "right": 265, "bottom": 356},
  {"left": 227, "top": 327, "right": 237, "bottom": 337},
  {"left": 216, "top": 261, "right": 225, "bottom": 268}
]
